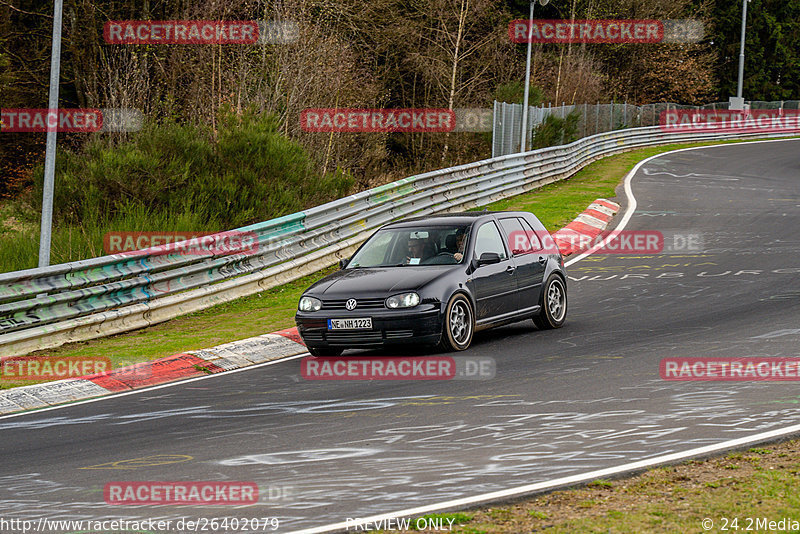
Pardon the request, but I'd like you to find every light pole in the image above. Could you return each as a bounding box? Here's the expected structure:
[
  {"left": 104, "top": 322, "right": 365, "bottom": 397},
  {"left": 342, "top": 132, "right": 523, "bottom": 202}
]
[
  {"left": 731, "top": 0, "right": 749, "bottom": 110},
  {"left": 736, "top": 0, "right": 748, "bottom": 99},
  {"left": 520, "top": 0, "right": 549, "bottom": 152},
  {"left": 38, "top": 0, "right": 64, "bottom": 268}
]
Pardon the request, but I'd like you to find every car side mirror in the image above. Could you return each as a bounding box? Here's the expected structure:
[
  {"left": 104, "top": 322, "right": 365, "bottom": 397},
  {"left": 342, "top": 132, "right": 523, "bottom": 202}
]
[
  {"left": 339, "top": 258, "right": 350, "bottom": 269},
  {"left": 475, "top": 252, "right": 501, "bottom": 267}
]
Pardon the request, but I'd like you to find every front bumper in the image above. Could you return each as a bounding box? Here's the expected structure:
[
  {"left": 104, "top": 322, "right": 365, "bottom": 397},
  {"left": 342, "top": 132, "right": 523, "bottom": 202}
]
[{"left": 295, "top": 304, "right": 442, "bottom": 349}]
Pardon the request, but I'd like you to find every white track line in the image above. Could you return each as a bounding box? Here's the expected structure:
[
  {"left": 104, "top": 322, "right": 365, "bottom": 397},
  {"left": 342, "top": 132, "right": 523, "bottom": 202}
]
[
  {"left": 290, "top": 422, "right": 800, "bottom": 534},
  {"left": 565, "top": 137, "right": 799, "bottom": 267},
  {"left": 0, "top": 353, "right": 309, "bottom": 420},
  {"left": 294, "top": 137, "right": 800, "bottom": 534}
]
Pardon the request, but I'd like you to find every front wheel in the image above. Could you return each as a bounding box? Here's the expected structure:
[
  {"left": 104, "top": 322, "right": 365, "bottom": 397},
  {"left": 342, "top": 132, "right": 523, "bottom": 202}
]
[
  {"left": 438, "top": 293, "right": 474, "bottom": 352},
  {"left": 533, "top": 274, "right": 567, "bottom": 329},
  {"left": 308, "top": 347, "right": 344, "bottom": 357}
]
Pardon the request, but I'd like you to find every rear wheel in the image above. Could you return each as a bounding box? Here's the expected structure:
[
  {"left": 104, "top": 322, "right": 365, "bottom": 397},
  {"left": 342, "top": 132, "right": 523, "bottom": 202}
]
[
  {"left": 438, "top": 293, "right": 474, "bottom": 351},
  {"left": 308, "top": 347, "right": 344, "bottom": 357},
  {"left": 533, "top": 274, "right": 567, "bottom": 329}
]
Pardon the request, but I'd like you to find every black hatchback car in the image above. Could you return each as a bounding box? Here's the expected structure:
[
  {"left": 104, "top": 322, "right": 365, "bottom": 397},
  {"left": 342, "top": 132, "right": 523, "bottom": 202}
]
[{"left": 295, "top": 211, "right": 567, "bottom": 355}]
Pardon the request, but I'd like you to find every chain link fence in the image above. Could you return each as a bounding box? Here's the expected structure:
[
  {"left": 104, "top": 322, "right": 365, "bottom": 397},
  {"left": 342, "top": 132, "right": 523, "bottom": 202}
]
[{"left": 493, "top": 100, "right": 800, "bottom": 157}]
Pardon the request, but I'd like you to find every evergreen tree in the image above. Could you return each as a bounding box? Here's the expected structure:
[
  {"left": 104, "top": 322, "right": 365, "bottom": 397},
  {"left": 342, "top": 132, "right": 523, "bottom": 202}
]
[{"left": 707, "top": 0, "right": 800, "bottom": 101}]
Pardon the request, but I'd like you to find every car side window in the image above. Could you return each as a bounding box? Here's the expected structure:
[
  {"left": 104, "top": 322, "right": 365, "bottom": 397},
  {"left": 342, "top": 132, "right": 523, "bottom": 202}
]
[
  {"left": 474, "top": 222, "right": 508, "bottom": 260},
  {"left": 499, "top": 218, "right": 534, "bottom": 256},
  {"left": 518, "top": 218, "right": 543, "bottom": 251}
]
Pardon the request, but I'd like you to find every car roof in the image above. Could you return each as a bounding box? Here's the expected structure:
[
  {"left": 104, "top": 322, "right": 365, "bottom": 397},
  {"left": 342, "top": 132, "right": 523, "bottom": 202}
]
[{"left": 381, "top": 211, "right": 528, "bottom": 229}]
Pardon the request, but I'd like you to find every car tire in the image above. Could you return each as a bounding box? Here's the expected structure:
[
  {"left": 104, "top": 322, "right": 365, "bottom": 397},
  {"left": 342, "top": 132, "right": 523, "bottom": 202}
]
[
  {"left": 533, "top": 274, "right": 567, "bottom": 330},
  {"left": 439, "top": 293, "right": 474, "bottom": 352},
  {"left": 308, "top": 347, "right": 344, "bottom": 357}
]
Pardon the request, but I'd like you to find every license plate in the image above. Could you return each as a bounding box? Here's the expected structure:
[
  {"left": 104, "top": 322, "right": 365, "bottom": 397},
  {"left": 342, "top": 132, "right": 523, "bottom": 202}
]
[{"left": 328, "top": 318, "right": 372, "bottom": 330}]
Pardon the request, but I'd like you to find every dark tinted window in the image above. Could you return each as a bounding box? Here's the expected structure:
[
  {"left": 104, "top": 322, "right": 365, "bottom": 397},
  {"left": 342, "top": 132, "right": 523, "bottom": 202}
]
[
  {"left": 500, "top": 217, "right": 540, "bottom": 255},
  {"left": 519, "top": 217, "right": 542, "bottom": 251}
]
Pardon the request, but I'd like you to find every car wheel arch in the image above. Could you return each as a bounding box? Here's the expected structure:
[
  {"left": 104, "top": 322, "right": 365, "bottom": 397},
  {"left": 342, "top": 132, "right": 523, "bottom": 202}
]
[
  {"left": 551, "top": 269, "right": 566, "bottom": 285},
  {"left": 439, "top": 291, "right": 476, "bottom": 351},
  {"left": 443, "top": 288, "right": 476, "bottom": 315},
  {"left": 534, "top": 271, "right": 568, "bottom": 329}
]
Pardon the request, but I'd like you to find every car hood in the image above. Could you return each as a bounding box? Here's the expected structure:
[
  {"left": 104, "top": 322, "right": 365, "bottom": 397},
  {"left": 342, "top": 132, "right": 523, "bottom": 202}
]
[{"left": 306, "top": 266, "right": 455, "bottom": 297}]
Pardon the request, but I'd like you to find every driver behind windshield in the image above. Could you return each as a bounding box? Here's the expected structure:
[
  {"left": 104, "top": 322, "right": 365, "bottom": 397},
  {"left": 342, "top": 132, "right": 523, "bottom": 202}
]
[
  {"left": 347, "top": 226, "right": 469, "bottom": 268},
  {"left": 406, "top": 237, "right": 429, "bottom": 263},
  {"left": 453, "top": 230, "right": 467, "bottom": 262}
]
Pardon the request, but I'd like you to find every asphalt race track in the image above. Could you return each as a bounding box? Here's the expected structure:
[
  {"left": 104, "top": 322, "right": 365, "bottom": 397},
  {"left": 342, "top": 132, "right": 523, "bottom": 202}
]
[{"left": 1, "top": 139, "right": 799, "bottom": 533}]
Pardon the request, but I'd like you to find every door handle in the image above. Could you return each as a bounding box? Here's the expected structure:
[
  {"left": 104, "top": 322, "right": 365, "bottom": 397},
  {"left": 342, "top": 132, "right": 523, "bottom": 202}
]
[
  {"left": 538, "top": 256, "right": 547, "bottom": 265},
  {"left": 505, "top": 265, "right": 516, "bottom": 273}
]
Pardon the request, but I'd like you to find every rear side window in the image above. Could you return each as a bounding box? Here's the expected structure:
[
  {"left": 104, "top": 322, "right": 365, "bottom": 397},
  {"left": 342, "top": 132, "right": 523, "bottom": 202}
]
[
  {"left": 519, "top": 218, "right": 542, "bottom": 251},
  {"left": 499, "top": 217, "right": 541, "bottom": 255}
]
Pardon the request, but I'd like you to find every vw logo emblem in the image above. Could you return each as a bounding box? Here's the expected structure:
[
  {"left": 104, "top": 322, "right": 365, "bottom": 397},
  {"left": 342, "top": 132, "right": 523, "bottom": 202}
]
[{"left": 345, "top": 299, "right": 358, "bottom": 310}]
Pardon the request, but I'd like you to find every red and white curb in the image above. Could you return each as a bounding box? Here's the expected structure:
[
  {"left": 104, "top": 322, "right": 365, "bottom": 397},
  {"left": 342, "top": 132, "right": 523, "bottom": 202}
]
[
  {"left": 0, "top": 199, "right": 621, "bottom": 415},
  {"left": 0, "top": 328, "right": 307, "bottom": 414},
  {"left": 552, "top": 198, "right": 621, "bottom": 256}
]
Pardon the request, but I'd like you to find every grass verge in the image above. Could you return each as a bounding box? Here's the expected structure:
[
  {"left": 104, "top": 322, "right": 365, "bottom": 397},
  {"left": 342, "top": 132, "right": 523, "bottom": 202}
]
[
  {"left": 1, "top": 137, "right": 785, "bottom": 388},
  {"left": 372, "top": 439, "right": 800, "bottom": 533}
]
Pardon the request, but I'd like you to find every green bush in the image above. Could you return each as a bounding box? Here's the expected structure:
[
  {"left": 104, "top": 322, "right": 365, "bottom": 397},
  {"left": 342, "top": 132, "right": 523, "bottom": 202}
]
[
  {"left": 494, "top": 81, "right": 545, "bottom": 106},
  {"left": 531, "top": 110, "right": 581, "bottom": 149},
  {"left": 1, "top": 109, "right": 353, "bottom": 273},
  {"left": 31, "top": 108, "right": 353, "bottom": 230}
]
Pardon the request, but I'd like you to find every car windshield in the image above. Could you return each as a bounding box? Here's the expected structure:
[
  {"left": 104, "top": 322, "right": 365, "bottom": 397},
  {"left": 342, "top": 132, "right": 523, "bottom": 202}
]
[{"left": 347, "top": 225, "right": 470, "bottom": 268}]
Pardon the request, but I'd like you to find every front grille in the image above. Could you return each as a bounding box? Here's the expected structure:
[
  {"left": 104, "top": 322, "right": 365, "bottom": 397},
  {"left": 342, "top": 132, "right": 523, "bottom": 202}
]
[
  {"left": 302, "top": 332, "right": 324, "bottom": 342},
  {"left": 322, "top": 298, "right": 386, "bottom": 310},
  {"left": 302, "top": 328, "right": 420, "bottom": 346},
  {"left": 384, "top": 330, "right": 414, "bottom": 339},
  {"left": 325, "top": 331, "right": 383, "bottom": 345}
]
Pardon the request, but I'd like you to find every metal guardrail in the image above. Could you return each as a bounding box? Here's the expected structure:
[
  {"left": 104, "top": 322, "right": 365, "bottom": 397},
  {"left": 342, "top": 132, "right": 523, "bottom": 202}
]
[{"left": 1, "top": 125, "right": 797, "bottom": 357}]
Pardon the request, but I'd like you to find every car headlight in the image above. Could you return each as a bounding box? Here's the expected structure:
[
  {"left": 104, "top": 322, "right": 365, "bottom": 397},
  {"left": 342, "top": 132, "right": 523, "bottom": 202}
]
[
  {"left": 298, "top": 296, "right": 322, "bottom": 312},
  {"left": 386, "top": 292, "right": 420, "bottom": 309}
]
